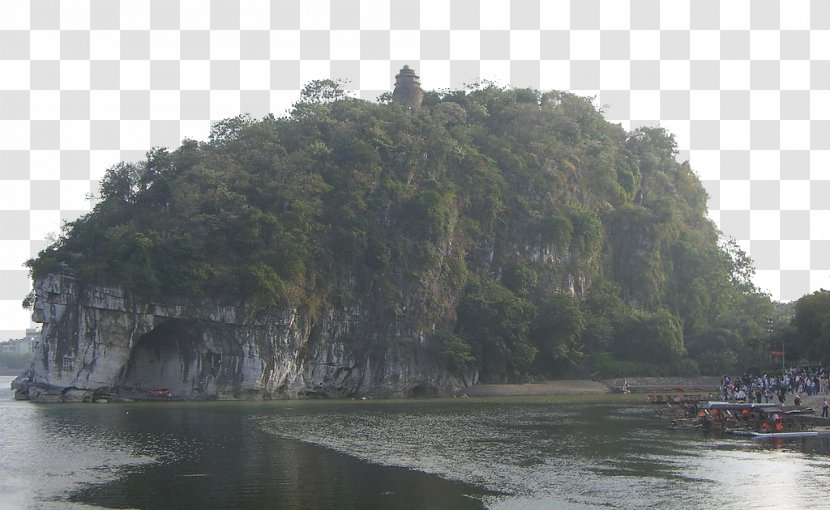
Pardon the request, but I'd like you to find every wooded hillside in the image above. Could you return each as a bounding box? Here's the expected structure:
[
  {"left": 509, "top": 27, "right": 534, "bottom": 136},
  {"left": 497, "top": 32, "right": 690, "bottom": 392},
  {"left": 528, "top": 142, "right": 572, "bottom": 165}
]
[{"left": 26, "top": 82, "right": 774, "bottom": 381}]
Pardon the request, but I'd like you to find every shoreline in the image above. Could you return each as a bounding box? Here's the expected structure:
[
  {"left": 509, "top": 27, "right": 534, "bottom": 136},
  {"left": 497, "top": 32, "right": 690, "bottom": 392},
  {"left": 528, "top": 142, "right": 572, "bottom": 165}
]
[
  {"left": 458, "top": 379, "right": 830, "bottom": 415},
  {"left": 461, "top": 379, "right": 612, "bottom": 397},
  {"left": 461, "top": 376, "right": 722, "bottom": 398},
  {"left": 20, "top": 375, "right": 829, "bottom": 406},
  {"left": 5, "top": 374, "right": 725, "bottom": 403}
]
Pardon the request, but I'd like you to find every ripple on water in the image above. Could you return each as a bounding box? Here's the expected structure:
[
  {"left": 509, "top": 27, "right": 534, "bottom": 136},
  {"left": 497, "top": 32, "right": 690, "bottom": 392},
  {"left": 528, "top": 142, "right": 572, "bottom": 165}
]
[{"left": 252, "top": 401, "right": 830, "bottom": 509}]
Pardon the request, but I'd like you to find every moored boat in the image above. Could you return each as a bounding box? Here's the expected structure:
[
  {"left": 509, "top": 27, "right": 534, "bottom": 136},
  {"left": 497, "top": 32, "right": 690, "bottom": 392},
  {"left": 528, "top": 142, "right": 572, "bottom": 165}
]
[
  {"left": 663, "top": 401, "right": 828, "bottom": 435},
  {"left": 705, "top": 401, "right": 827, "bottom": 437},
  {"left": 726, "top": 428, "right": 830, "bottom": 439}
]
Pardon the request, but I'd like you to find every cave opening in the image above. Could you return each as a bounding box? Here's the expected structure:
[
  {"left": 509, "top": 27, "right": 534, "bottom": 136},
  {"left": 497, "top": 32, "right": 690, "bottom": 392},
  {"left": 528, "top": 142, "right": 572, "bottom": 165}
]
[{"left": 119, "top": 319, "right": 201, "bottom": 398}]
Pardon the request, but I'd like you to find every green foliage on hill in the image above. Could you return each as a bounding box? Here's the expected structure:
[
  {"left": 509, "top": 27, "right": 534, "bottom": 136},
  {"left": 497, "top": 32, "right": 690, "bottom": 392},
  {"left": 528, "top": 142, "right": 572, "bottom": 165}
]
[
  {"left": 26, "top": 81, "right": 773, "bottom": 381},
  {"left": 779, "top": 291, "right": 830, "bottom": 366}
]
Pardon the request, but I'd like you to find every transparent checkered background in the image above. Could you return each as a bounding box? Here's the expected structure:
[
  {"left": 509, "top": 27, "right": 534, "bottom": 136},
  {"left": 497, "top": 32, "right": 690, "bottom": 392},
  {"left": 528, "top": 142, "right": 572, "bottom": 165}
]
[{"left": 0, "top": 0, "right": 827, "bottom": 339}]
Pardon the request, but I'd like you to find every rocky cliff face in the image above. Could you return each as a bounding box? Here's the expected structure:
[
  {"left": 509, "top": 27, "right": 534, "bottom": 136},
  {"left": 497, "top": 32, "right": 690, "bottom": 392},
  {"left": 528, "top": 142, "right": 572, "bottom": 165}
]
[{"left": 14, "top": 274, "right": 476, "bottom": 402}]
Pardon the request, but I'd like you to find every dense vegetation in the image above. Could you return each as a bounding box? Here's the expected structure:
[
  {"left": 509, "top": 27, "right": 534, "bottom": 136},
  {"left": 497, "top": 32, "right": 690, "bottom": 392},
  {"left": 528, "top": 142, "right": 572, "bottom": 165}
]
[
  {"left": 26, "top": 81, "right": 776, "bottom": 381},
  {"left": 773, "top": 291, "right": 830, "bottom": 368}
]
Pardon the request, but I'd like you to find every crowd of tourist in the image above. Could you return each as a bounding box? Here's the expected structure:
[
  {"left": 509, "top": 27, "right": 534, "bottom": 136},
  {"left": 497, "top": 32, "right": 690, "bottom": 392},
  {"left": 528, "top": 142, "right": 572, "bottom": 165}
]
[{"left": 721, "top": 368, "right": 830, "bottom": 405}]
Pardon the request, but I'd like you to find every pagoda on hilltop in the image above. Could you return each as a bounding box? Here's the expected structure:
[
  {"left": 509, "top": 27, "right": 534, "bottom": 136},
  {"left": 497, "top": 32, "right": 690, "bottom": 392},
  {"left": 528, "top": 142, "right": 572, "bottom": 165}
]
[{"left": 392, "top": 65, "right": 423, "bottom": 110}]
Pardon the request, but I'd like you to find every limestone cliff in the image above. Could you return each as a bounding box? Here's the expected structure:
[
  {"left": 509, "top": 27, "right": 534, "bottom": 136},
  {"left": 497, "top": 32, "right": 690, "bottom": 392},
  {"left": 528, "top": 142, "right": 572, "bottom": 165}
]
[{"left": 14, "top": 274, "right": 476, "bottom": 402}]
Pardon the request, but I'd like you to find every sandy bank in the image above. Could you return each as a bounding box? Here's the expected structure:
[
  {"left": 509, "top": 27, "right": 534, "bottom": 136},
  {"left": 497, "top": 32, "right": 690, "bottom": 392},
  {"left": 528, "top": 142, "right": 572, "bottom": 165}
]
[
  {"left": 462, "top": 380, "right": 611, "bottom": 397},
  {"left": 461, "top": 377, "right": 723, "bottom": 398}
]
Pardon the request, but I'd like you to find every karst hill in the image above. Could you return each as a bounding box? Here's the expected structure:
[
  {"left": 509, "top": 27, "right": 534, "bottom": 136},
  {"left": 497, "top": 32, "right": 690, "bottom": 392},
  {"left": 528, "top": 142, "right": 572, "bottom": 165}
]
[{"left": 17, "top": 70, "right": 771, "bottom": 401}]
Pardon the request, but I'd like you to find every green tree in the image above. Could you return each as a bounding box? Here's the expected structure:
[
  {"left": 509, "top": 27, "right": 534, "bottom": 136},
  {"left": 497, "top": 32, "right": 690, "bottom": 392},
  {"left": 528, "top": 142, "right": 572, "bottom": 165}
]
[
  {"left": 613, "top": 308, "right": 685, "bottom": 365},
  {"left": 790, "top": 290, "right": 830, "bottom": 364},
  {"left": 501, "top": 261, "right": 539, "bottom": 298},
  {"left": 581, "top": 279, "right": 626, "bottom": 352},
  {"left": 456, "top": 280, "right": 537, "bottom": 382},
  {"left": 530, "top": 292, "right": 586, "bottom": 374}
]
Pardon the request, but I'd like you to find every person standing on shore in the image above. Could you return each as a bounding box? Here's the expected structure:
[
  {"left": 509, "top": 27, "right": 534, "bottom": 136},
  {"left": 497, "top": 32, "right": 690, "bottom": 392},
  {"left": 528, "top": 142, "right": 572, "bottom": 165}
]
[{"left": 823, "top": 399, "right": 829, "bottom": 419}]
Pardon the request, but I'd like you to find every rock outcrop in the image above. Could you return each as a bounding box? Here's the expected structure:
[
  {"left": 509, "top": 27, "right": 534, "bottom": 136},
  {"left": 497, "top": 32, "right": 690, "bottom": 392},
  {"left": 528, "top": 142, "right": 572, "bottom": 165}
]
[{"left": 14, "top": 274, "right": 476, "bottom": 402}]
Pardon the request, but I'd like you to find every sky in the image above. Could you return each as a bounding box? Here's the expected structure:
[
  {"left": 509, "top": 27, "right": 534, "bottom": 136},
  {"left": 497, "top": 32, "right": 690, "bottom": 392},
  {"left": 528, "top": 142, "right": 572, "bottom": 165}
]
[{"left": 1, "top": 0, "right": 827, "bottom": 340}]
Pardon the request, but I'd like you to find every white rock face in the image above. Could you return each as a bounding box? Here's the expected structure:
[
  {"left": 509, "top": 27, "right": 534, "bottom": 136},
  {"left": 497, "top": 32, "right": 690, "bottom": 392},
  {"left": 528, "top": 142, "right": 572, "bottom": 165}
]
[{"left": 19, "top": 274, "right": 475, "bottom": 402}]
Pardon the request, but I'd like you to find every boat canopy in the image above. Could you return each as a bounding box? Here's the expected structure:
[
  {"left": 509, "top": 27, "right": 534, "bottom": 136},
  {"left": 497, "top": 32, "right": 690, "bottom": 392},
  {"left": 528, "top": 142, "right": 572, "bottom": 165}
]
[{"left": 705, "top": 402, "right": 782, "bottom": 412}]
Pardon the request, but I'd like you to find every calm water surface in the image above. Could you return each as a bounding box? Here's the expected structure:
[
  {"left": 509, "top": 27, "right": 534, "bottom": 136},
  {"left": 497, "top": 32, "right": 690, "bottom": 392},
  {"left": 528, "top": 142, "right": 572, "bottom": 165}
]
[{"left": 3, "top": 375, "right": 830, "bottom": 509}]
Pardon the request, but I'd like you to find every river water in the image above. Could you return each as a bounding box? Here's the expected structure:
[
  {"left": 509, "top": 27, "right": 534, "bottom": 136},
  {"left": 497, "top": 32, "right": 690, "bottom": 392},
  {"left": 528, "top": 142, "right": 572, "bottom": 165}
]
[{"left": 3, "top": 375, "right": 830, "bottom": 509}]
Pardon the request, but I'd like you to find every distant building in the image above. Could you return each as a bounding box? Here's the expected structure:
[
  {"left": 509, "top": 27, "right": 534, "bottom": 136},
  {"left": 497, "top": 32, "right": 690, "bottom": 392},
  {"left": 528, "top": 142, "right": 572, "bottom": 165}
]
[
  {"left": 0, "top": 328, "right": 39, "bottom": 355},
  {"left": 392, "top": 65, "right": 423, "bottom": 110},
  {"left": 0, "top": 339, "right": 30, "bottom": 355},
  {"left": 24, "top": 327, "right": 39, "bottom": 344}
]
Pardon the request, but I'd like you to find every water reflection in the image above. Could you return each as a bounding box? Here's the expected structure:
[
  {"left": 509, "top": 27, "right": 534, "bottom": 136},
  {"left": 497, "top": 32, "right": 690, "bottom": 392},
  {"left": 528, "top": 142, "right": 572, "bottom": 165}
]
[
  {"left": 0, "top": 389, "right": 153, "bottom": 509},
  {"left": 0, "top": 382, "right": 484, "bottom": 510},
  {"left": 67, "top": 403, "right": 485, "bottom": 510}
]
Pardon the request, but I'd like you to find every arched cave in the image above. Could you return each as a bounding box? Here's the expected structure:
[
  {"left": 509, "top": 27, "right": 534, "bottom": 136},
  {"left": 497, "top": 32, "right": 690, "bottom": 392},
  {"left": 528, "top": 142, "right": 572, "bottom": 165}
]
[{"left": 119, "top": 319, "right": 217, "bottom": 399}]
